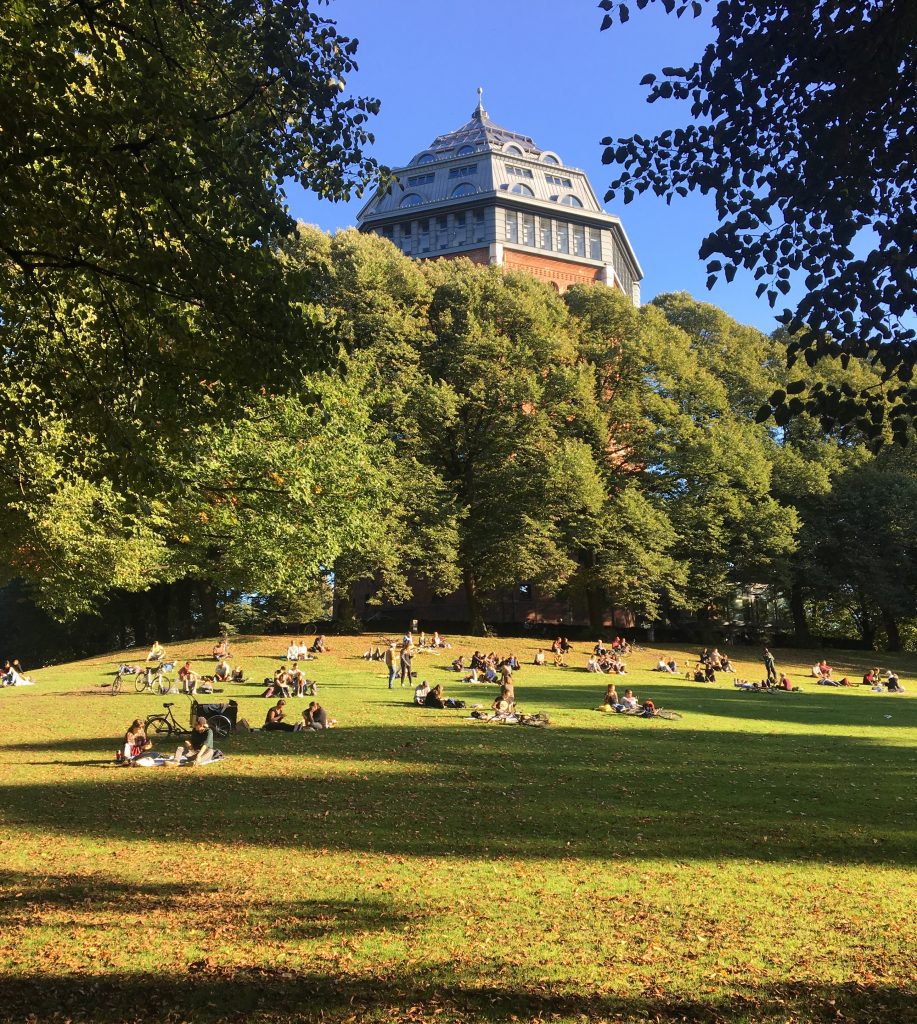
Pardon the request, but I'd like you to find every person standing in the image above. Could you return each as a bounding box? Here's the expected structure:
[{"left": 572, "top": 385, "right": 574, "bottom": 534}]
[
  {"left": 763, "top": 648, "right": 777, "bottom": 685},
  {"left": 384, "top": 643, "right": 398, "bottom": 689},
  {"left": 399, "top": 643, "right": 415, "bottom": 688}
]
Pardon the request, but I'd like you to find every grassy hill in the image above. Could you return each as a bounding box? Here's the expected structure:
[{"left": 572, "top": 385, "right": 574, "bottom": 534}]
[{"left": 1, "top": 635, "right": 914, "bottom": 1023}]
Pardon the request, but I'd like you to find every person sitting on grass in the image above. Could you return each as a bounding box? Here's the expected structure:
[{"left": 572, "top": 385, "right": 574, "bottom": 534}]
[
  {"left": 587, "top": 654, "right": 601, "bottom": 673},
  {"left": 599, "top": 682, "right": 621, "bottom": 712},
  {"left": 778, "top": 672, "right": 793, "bottom": 690},
  {"left": 424, "top": 684, "right": 447, "bottom": 709},
  {"left": 212, "top": 638, "right": 230, "bottom": 660},
  {"left": 655, "top": 657, "right": 673, "bottom": 673},
  {"left": 177, "top": 717, "right": 214, "bottom": 765},
  {"left": 414, "top": 679, "right": 430, "bottom": 705},
  {"left": 146, "top": 640, "right": 165, "bottom": 663},
  {"left": 533, "top": 649, "right": 546, "bottom": 666},
  {"left": 619, "top": 688, "right": 639, "bottom": 711},
  {"left": 121, "top": 719, "right": 151, "bottom": 762},
  {"left": 178, "top": 661, "right": 198, "bottom": 695},
  {"left": 451, "top": 654, "right": 466, "bottom": 672},
  {"left": 214, "top": 658, "right": 231, "bottom": 683},
  {"left": 862, "top": 667, "right": 879, "bottom": 687},
  {"left": 310, "top": 635, "right": 329, "bottom": 654},
  {"left": 288, "top": 663, "right": 305, "bottom": 696},
  {"left": 264, "top": 699, "right": 295, "bottom": 732},
  {"left": 301, "top": 701, "right": 335, "bottom": 729},
  {"left": 886, "top": 670, "right": 904, "bottom": 693},
  {"left": 704, "top": 663, "right": 717, "bottom": 683}
]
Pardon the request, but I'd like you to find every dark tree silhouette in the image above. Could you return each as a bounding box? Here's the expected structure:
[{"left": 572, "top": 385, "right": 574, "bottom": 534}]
[{"left": 599, "top": 0, "right": 916, "bottom": 444}]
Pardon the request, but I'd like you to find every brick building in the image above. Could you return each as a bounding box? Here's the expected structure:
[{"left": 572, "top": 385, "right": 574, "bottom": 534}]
[{"left": 357, "top": 91, "right": 643, "bottom": 300}]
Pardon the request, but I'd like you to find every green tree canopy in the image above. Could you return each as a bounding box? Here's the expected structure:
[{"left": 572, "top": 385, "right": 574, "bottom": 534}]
[{"left": 599, "top": 0, "right": 916, "bottom": 443}]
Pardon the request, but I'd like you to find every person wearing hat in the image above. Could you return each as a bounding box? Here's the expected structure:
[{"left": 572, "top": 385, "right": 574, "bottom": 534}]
[{"left": 177, "top": 717, "right": 213, "bottom": 765}]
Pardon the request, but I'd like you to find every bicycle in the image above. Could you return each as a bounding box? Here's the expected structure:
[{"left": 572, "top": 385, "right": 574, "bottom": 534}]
[
  {"left": 618, "top": 705, "right": 682, "bottom": 720},
  {"left": 133, "top": 666, "right": 173, "bottom": 695},
  {"left": 144, "top": 702, "right": 190, "bottom": 738}
]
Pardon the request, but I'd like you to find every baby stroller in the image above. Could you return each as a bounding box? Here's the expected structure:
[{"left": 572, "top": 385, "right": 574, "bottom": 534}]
[{"left": 190, "top": 698, "right": 238, "bottom": 738}]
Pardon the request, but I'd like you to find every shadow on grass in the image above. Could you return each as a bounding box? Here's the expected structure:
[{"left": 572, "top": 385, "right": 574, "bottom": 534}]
[
  {"left": 0, "top": 965, "right": 910, "bottom": 1024},
  {"left": 0, "top": 725, "right": 913, "bottom": 865}
]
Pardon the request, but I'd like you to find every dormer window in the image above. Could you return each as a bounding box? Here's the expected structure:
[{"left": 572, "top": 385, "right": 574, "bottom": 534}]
[
  {"left": 451, "top": 182, "right": 476, "bottom": 197},
  {"left": 560, "top": 194, "right": 583, "bottom": 207},
  {"left": 505, "top": 144, "right": 524, "bottom": 157},
  {"left": 457, "top": 145, "right": 475, "bottom": 156},
  {"left": 400, "top": 193, "right": 424, "bottom": 208},
  {"left": 417, "top": 153, "right": 435, "bottom": 164},
  {"left": 511, "top": 183, "right": 534, "bottom": 196},
  {"left": 542, "top": 153, "right": 561, "bottom": 165}
]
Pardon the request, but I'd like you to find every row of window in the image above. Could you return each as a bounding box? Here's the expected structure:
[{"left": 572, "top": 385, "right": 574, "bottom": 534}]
[
  {"left": 505, "top": 211, "right": 603, "bottom": 261},
  {"left": 416, "top": 144, "right": 561, "bottom": 165},
  {"left": 400, "top": 183, "right": 584, "bottom": 207},
  {"left": 379, "top": 210, "right": 488, "bottom": 254}
]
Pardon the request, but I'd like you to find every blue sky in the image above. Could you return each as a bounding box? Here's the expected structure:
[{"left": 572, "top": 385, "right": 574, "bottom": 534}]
[{"left": 287, "top": 0, "right": 781, "bottom": 333}]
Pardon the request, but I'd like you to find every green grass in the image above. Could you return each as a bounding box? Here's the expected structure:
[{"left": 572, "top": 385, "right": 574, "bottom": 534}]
[{"left": 1, "top": 636, "right": 915, "bottom": 1023}]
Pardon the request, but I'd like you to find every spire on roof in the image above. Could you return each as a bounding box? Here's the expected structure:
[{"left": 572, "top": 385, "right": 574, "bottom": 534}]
[{"left": 473, "top": 86, "right": 487, "bottom": 120}]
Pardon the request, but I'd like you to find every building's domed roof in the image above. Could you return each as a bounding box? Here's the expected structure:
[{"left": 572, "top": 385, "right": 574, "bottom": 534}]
[{"left": 413, "top": 90, "right": 542, "bottom": 163}]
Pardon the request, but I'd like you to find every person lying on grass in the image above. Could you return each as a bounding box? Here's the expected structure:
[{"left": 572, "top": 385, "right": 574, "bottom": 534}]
[{"left": 264, "top": 699, "right": 295, "bottom": 732}]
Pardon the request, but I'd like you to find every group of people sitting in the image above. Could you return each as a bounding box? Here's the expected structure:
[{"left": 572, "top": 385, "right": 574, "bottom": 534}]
[
  {"left": 586, "top": 650, "right": 627, "bottom": 674},
  {"left": 261, "top": 663, "right": 318, "bottom": 698},
  {"left": 453, "top": 650, "right": 520, "bottom": 684},
  {"left": 176, "top": 658, "right": 244, "bottom": 694},
  {"left": 119, "top": 715, "right": 217, "bottom": 766},
  {"left": 654, "top": 656, "right": 680, "bottom": 674},
  {"left": 597, "top": 683, "right": 657, "bottom": 716},
  {"left": 1, "top": 659, "right": 33, "bottom": 686},
  {"left": 264, "top": 698, "right": 335, "bottom": 731},
  {"left": 285, "top": 638, "right": 324, "bottom": 661},
  {"left": 819, "top": 667, "right": 905, "bottom": 692}
]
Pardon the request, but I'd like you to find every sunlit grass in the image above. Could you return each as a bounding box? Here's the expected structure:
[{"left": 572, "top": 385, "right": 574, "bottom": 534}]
[{"left": 1, "top": 635, "right": 914, "bottom": 1023}]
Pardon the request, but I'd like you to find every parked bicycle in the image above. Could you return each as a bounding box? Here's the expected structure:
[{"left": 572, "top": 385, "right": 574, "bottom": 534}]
[
  {"left": 144, "top": 701, "right": 190, "bottom": 737},
  {"left": 145, "top": 699, "right": 235, "bottom": 739},
  {"left": 133, "top": 665, "right": 174, "bottom": 695}
]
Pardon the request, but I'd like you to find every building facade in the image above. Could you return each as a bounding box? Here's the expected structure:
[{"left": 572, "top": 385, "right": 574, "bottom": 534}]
[{"left": 357, "top": 92, "right": 643, "bottom": 301}]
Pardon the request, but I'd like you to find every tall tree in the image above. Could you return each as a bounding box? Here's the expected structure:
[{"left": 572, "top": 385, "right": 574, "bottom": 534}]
[
  {"left": 1, "top": 0, "right": 383, "bottom": 452},
  {"left": 599, "top": 0, "right": 916, "bottom": 442}
]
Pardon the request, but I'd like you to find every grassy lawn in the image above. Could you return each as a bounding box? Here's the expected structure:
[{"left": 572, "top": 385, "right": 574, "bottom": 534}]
[{"left": 1, "top": 635, "right": 914, "bottom": 1023}]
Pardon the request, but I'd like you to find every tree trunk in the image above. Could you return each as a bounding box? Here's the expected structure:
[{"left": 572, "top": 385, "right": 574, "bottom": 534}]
[
  {"left": 856, "top": 588, "right": 875, "bottom": 649},
  {"left": 789, "top": 581, "right": 811, "bottom": 644},
  {"left": 464, "top": 569, "right": 486, "bottom": 635},
  {"left": 880, "top": 605, "right": 901, "bottom": 652},
  {"left": 195, "top": 581, "right": 220, "bottom": 637},
  {"left": 150, "top": 583, "right": 172, "bottom": 642},
  {"left": 334, "top": 580, "right": 357, "bottom": 627},
  {"left": 586, "top": 585, "right": 605, "bottom": 635},
  {"left": 128, "top": 591, "right": 149, "bottom": 648}
]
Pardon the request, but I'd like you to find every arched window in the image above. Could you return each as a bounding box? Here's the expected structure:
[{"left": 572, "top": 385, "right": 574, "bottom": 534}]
[
  {"left": 511, "top": 183, "right": 534, "bottom": 196},
  {"left": 505, "top": 144, "right": 524, "bottom": 157},
  {"left": 542, "top": 153, "right": 561, "bottom": 165},
  {"left": 451, "top": 182, "right": 476, "bottom": 197},
  {"left": 416, "top": 152, "right": 435, "bottom": 164},
  {"left": 456, "top": 144, "right": 475, "bottom": 156},
  {"left": 400, "top": 193, "right": 424, "bottom": 208},
  {"left": 560, "top": 194, "right": 583, "bottom": 207}
]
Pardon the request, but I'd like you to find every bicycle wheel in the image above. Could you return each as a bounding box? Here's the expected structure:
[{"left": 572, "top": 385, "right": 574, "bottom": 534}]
[
  {"left": 112, "top": 675, "right": 123, "bottom": 696},
  {"left": 209, "top": 714, "right": 232, "bottom": 739},
  {"left": 156, "top": 675, "right": 172, "bottom": 695},
  {"left": 655, "top": 708, "right": 683, "bottom": 720},
  {"left": 134, "top": 676, "right": 149, "bottom": 693},
  {"left": 145, "top": 714, "right": 173, "bottom": 736}
]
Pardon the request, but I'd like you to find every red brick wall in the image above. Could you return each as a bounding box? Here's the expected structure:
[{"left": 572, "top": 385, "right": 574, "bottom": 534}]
[
  {"left": 502, "top": 250, "right": 603, "bottom": 293},
  {"left": 429, "top": 247, "right": 491, "bottom": 266}
]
